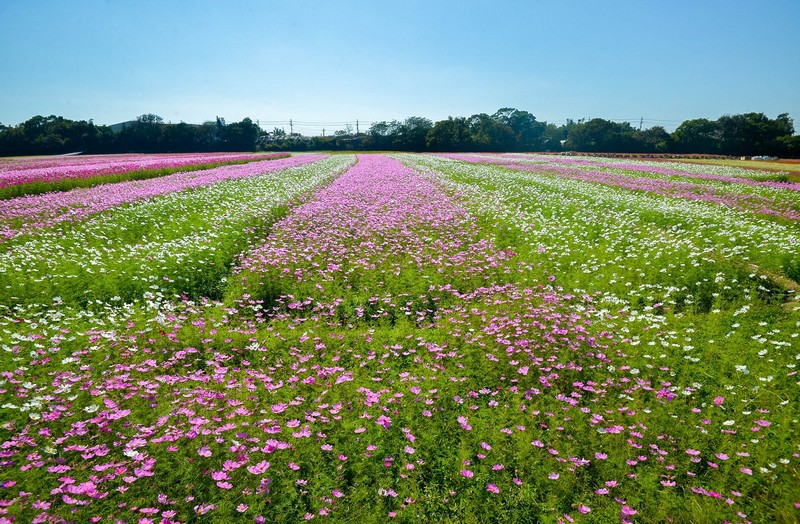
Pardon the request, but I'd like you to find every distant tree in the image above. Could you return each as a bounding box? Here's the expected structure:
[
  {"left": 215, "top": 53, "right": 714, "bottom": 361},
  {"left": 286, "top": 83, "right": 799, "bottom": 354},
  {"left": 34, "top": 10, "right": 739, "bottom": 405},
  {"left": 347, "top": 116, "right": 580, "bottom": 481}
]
[
  {"left": 395, "top": 117, "right": 433, "bottom": 151},
  {"left": 633, "top": 126, "right": 672, "bottom": 153},
  {"left": 366, "top": 121, "right": 394, "bottom": 150},
  {"left": 467, "top": 113, "right": 515, "bottom": 151},
  {"left": 161, "top": 122, "right": 199, "bottom": 152},
  {"left": 426, "top": 117, "right": 471, "bottom": 151},
  {"left": 221, "top": 117, "right": 261, "bottom": 151},
  {"left": 671, "top": 118, "right": 720, "bottom": 154},
  {"left": 118, "top": 114, "right": 166, "bottom": 152},
  {"left": 565, "top": 118, "right": 637, "bottom": 152},
  {"left": 491, "top": 108, "right": 546, "bottom": 151},
  {"left": 779, "top": 134, "right": 800, "bottom": 158},
  {"left": 541, "top": 122, "right": 567, "bottom": 151},
  {"left": 136, "top": 113, "right": 164, "bottom": 125},
  {"left": 715, "top": 112, "right": 794, "bottom": 156}
]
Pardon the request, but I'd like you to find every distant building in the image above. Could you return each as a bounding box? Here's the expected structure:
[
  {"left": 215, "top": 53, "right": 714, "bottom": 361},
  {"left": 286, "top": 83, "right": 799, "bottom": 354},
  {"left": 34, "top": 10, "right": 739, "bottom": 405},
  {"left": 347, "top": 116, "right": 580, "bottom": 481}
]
[{"left": 109, "top": 120, "right": 137, "bottom": 133}]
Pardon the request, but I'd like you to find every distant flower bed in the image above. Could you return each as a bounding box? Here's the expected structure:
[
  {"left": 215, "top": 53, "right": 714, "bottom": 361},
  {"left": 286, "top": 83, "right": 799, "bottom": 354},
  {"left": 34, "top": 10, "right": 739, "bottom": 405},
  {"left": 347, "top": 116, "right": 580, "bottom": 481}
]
[
  {"left": 0, "top": 152, "right": 290, "bottom": 199},
  {"left": 0, "top": 154, "right": 324, "bottom": 240}
]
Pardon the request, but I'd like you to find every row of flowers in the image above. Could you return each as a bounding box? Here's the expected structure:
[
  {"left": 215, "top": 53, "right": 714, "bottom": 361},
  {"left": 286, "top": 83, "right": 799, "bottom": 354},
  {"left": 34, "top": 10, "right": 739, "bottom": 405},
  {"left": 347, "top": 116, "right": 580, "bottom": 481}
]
[
  {"left": 0, "top": 154, "right": 326, "bottom": 240},
  {"left": 0, "top": 155, "right": 354, "bottom": 310},
  {"left": 0, "top": 152, "right": 285, "bottom": 188},
  {"left": 437, "top": 153, "right": 800, "bottom": 221}
]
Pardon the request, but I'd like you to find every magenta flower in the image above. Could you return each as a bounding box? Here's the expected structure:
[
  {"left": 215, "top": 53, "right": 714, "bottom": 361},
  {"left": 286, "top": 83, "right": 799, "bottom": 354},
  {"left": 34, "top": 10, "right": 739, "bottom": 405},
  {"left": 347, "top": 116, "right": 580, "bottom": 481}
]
[
  {"left": 487, "top": 483, "right": 500, "bottom": 493},
  {"left": 621, "top": 505, "right": 637, "bottom": 521},
  {"left": 247, "top": 461, "right": 270, "bottom": 475}
]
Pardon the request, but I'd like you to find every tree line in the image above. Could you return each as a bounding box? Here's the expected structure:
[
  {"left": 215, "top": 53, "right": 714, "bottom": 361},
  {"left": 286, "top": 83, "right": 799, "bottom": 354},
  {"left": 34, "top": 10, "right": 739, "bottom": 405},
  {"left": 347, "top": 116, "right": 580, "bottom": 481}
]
[
  {"left": 1, "top": 109, "right": 798, "bottom": 157},
  {"left": 0, "top": 114, "right": 261, "bottom": 156}
]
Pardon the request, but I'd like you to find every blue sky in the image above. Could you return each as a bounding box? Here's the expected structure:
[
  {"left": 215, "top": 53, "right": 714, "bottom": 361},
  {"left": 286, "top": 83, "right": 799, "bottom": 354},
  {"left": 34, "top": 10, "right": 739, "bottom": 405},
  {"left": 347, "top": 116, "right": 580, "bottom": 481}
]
[{"left": 2, "top": 0, "right": 799, "bottom": 135}]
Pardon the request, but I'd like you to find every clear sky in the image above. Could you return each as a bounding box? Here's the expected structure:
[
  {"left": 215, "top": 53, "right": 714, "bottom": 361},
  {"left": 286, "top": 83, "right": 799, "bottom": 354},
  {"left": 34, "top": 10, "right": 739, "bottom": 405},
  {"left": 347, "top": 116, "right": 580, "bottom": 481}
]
[{"left": 2, "top": 0, "right": 799, "bottom": 135}]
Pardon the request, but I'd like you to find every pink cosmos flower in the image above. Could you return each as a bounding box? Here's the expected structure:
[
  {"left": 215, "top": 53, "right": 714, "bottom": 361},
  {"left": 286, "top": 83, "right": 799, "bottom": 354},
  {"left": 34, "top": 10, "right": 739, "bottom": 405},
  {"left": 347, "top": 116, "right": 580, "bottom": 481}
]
[{"left": 247, "top": 461, "right": 270, "bottom": 475}]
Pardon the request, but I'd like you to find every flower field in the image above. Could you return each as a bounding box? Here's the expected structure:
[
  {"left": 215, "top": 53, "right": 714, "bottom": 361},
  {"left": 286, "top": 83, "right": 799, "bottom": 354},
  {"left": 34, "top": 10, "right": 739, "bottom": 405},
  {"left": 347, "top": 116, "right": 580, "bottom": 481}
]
[
  {"left": 0, "top": 153, "right": 290, "bottom": 200},
  {"left": 0, "top": 153, "right": 798, "bottom": 523}
]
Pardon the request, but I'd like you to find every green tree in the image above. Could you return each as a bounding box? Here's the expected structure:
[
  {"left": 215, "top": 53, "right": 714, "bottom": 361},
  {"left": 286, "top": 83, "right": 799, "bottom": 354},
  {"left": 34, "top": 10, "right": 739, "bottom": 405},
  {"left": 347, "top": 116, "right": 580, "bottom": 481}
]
[
  {"left": 633, "top": 126, "right": 672, "bottom": 153},
  {"left": 671, "top": 118, "right": 720, "bottom": 154},
  {"left": 491, "top": 108, "right": 546, "bottom": 151},
  {"left": 467, "top": 113, "right": 515, "bottom": 151},
  {"left": 221, "top": 117, "right": 261, "bottom": 151},
  {"left": 716, "top": 113, "right": 794, "bottom": 156},
  {"left": 426, "top": 117, "right": 471, "bottom": 151},
  {"left": 395, "top": 117, "right": 433, "bottom": 151},
  {"left": 565, "top": 118, "right": 637, "bottom": 152}
]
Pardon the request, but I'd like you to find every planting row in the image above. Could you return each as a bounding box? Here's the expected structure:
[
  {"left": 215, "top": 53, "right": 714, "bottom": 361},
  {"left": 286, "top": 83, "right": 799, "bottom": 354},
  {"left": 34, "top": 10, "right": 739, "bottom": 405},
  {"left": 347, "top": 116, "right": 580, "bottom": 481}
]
[
  {"left": 0, "top": 155, "right": 353, "bottom": 310},
  {"left": 439, "top": 153, "right": 800, "bottom": 222},
  {"left": 0, "top": 154, "right": 325, "bottom": 241},
  {"left": 0, "top": 153, "right": 291, "bottom": 200},
  {"left": 0, "top": 153, "right": 278, "bottom": 186},
  {"left": 406, "top": 155, "right": 800, "bottom": 301}
]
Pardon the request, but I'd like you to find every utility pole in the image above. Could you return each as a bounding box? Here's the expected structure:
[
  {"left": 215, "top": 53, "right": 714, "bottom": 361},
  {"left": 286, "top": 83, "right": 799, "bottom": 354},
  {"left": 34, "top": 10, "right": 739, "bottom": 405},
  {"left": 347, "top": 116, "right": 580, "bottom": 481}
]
[
  {"left": 356, "top": 119, "right": 359, "bottom": 134},
  {"left": 289, "top": 119, "right": 293, "bottom": 134},
  {"left": 639, "top": 117, "right": 643, "bottom": 131},
  {"left": 322, "top": 128, "right": 325, "bottom": 137}
]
